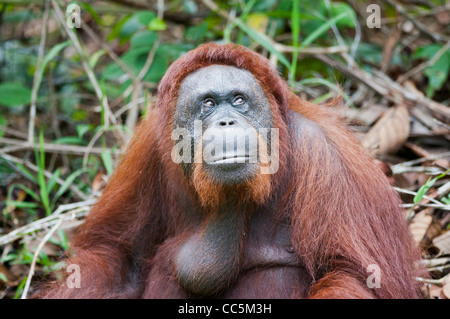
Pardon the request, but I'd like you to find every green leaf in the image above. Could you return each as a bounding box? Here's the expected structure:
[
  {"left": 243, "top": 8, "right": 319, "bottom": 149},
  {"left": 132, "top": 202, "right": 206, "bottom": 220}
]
[
  {"left": 0, "top": 116, "right": 4, "bottom": 136},
  {"left": 413, "top": 44, "right": 450, "bottom": 98},
  {"left": 7, "top": 183, "right": 40, "bottom": 202},
  {"left": 101, "top": 149, "right": 114, "bottom": 176},
  {"left": 0, "top": 82, "right": 31, "bottom": 108},
  {"left": 53, "top": 136, "right": 88, "bottom": 146},
  {"left": 57, "top": 229, "right": 69, "bottom": 250},
  {"left": 413, "top": 177, "right": 434, "bottom": 204},
  {"left": 104, "top": 45, "right": 167, "bottom": 83},
  {"left": 185, "top": 22, "right": 208, "bottom": 42},
  {"left": 103, "top": 47, "right": 151, "bottom": 80},
  {"left": 297, "top": 78, "right": 353, "bottom": 107},
  {"left": 143, "top": 48, "right": 170, "bottom": 83},
  {"left": 76, "top": 124, "right": 93, "bottom": 139},
  {"left": 79, "top": 2, "right": 102, "bottom": 25},
  {"left": 328, "top": 2, "right": 356, "bottom": 28},
  {"left": 107, "top": 15, "right": 131, "bottom": 42},
  {"left": 119, "top": 16, "right": 143, "bottom": 39},
  {"left": 183, "top": 0, "right": 198, "bottom": 13},
  {"left": 72, "top": 109, "right": 88, "bottom": 121},
  {"left": 234, "top": 19, "right": 290, "bottom": 68},
  {"left": 413, "top": 170, "right": 449, "bottom": 204},
  {"left": 36, "top": 41, "right": 71, "bottom": 96},
  {"left": 289, "top": 0, "right": 300, "bottom": 83},
  {"left": 135, "top": 11, "right": 156, "bottom": 25},
  {"left": 130, "top": 30, "right": 158, "bottom": 49},
  {"left": 47, "top": 167, "right": 62, "bottom": 194},
  {"left": 119, "top": 11, "right": 156, "bottom": 41},
  {"left": 413, "top": 44, "right": 442, "bottom": 59},
  {"left": 4, "top": 9, "right": 35, "bottom": 23},
  {"left": 89, "top": 49, "right": 106, "bottom": 68},
  {"left": 301, "top": 11, "right": 351, "bottom": 47},
  {"left": 148, "top": 18, "right": 166, "bottom": 31},
  {"left": 36, "top": 131, "right": 51, "bottom": 216},
  {"left": 5, "top": 201, "right": 39, "bottom": 209},
  {"left": 14, "top": 277, "right": 27, "bottom": 299},
  {"left": 252, "top": 0, "right": 277, "bottom": 11},
  {"left": 52, "top": 136, "right": 88, "bottom": 146},
  {"left": 312, "top": 92, "right": 334, "bottom": 104},
  {"left": 424, "top": 52, "right": 450, "bottom": 98},
  {"left": 442, "top": 195, "right": 450, "bottom": 205},
  {"left": 120, "top": 17, "right": 142, "bottom": 38},
  {"left": 51, "top": 168, "right": 90, "bottom": 206},
  {"left": 15, "top": 163, "right": 37, "bottom": 184}
]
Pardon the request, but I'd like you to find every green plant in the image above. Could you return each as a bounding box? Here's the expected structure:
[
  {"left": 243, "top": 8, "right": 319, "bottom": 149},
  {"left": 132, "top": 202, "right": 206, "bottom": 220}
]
[{"left": 407, "top": 170, "right": 449, "bottom": 220}]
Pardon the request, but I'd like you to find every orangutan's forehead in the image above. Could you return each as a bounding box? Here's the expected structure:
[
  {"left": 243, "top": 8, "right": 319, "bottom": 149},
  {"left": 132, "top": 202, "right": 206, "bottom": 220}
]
[{"left": 178, "top": 64, "right": 260, "bottom": 96}]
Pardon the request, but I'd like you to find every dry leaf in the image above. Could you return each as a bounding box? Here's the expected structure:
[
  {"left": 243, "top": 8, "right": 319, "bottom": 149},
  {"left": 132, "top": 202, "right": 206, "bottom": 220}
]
[
  {"left": 425, "top": 221, "right": 443, "bottom": 246},
  {"left": 345, "top": 104, "right": 388, "bottom": 126},
  {"left": 92, "top": 169, "right": 106, "bottom": 192},
  {"left": 443, "top": 274, "right": 450, "bottom": 299},
  {"left": 410, "top": 210, "right": 433, "bottom": 244},
  {"left": 423, "top": 283, "right": 444, "bottom": 299},
  {"left": 362, "top": 104, "right": 410, "bottom": 156},
  {"left": 437, "top": 10, "right": 450, "bottom": 25},
  {"left": 433, "top": 230, "right": 450, "bottom": 256},
  {"left": 381, "top": 27, "right": 401, "bottom": 71},
  {"left": 6, "top": 189, "right": 27, "bottom": 214},
  {"left": 0, "top": 263, "right": 17, "bottom": 284}
]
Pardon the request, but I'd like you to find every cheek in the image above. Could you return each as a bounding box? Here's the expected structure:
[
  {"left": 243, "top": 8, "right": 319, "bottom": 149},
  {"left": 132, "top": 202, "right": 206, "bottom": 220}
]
[
  {"left": 248, "top": 109, "right": 273, "bottom": 135},
  {"left": 173, "top": 107, "right": 192, "bottom": 128}
]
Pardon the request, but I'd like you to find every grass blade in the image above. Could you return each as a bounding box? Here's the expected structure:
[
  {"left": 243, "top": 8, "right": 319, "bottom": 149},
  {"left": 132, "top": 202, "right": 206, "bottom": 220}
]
[
  {"left": 301, "top": 11, "right": 350, "bottom": 47},
  {"left": 36, "top": 130, "right": 51, "bottom": 215},
  {"left": 289, "top": 0, "right": 300, "bottom": 83},
  {"left": 51, "top": 167, "right": 89, "bottom": 207},
  {"left": 234, "top": 19, "right": 290, "bottom": 68}
]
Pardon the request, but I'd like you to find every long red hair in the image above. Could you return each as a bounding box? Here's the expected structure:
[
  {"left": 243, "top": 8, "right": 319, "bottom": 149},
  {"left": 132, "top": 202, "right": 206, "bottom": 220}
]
[{"left": 34, "top": 43, "right": 423, "bottom": 299}]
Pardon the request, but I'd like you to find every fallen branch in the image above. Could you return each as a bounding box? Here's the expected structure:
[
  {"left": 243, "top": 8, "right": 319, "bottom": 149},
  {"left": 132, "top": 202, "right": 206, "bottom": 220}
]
[
  {"left": 21, "top": 218, "right": 62, "bottom": 299},
  {"left": 0, "top": 200, "right": 96, "bottom": 247},
  {"left": 0, "top": 137, "right": 120, "bottom": 157},
  {"left": 391, "top": 151, "right": 450, "bottom": 172}
]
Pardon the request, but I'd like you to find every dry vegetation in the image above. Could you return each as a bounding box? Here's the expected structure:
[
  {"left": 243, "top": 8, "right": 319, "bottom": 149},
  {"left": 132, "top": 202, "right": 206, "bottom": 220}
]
[{"left": 0, "top": 0, "right": 449, "bottom": 299}]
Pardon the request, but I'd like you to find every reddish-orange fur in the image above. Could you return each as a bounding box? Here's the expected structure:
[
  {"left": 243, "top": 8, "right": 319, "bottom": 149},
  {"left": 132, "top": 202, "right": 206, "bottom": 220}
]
[
  {"left": 34, "top": 43, "right": 423, "bottom": 299},
  {"left": 192, "top": 132, "right": 272, "bottom": 208}
]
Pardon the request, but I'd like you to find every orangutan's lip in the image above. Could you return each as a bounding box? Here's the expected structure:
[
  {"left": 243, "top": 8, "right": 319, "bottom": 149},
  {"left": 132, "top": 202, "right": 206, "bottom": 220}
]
[{"left": 210, "top": 155, "right": 254, "bottom": 164}]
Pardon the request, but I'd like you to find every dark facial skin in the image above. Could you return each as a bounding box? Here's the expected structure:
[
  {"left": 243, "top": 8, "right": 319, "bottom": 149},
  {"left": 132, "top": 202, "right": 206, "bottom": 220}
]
[{"left": 174, "top": 64, "right": 273, "bottom": 184}]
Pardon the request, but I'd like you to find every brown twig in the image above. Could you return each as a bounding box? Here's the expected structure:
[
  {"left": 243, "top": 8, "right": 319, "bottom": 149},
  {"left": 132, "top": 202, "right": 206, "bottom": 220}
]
[
  {"left": 382, "top": 0, "right": 449, "bottom": 43},
  {"left": 21, "top": 218, "right": 63, "bottom": 299},
  {"left": 50, "top": 0, "right": 126, "bottom": 144},
  {"left": 391, "top": 151, "right": 450, "bottom": 175},
  {"left": 0, "top": 137, "right": 119, "bottom": 157},
  {"left": 0, "top": 200, "right": 95, "bottom": 247},
  {"left": 314, "top": 54, "right": 450, "bottom": 123}
]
